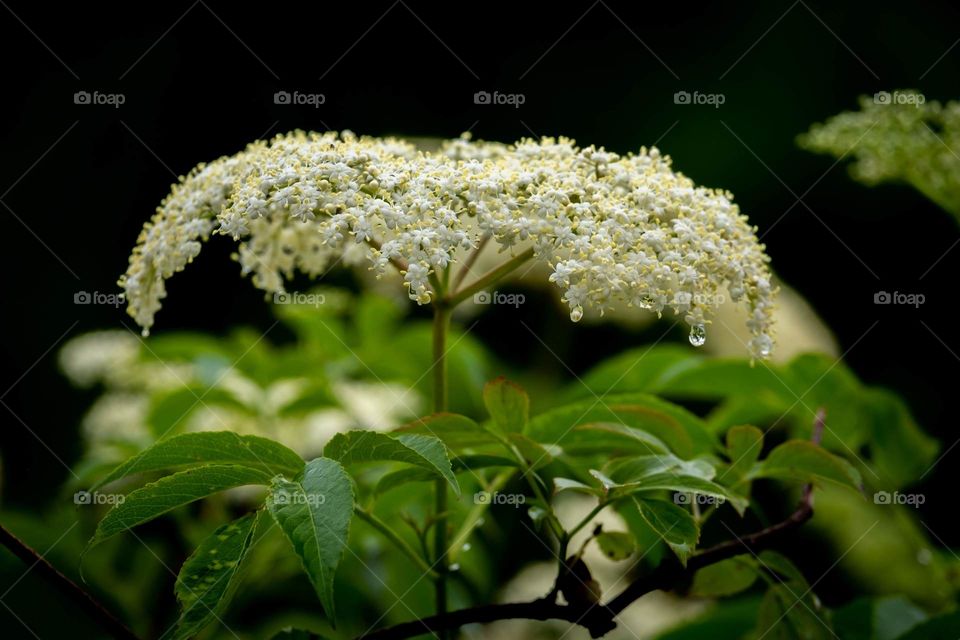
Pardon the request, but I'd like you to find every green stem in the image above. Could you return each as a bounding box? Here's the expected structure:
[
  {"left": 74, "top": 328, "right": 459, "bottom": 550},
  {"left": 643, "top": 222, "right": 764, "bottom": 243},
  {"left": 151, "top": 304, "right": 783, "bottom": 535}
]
[
  {"left": 355, "top": 507, "right": 439, "bottom": 580},
  {"left": 432, "top": 303, "right": 451, "bottom": 637},
  {"left": 445, "top": 247, "right": 535, "bottom": 307},
  {"left": 566, "top": 502, "right": 606, "bottom": 543},
  {"left": 447, "top": 469, "right": 514, "bottom": 564}
]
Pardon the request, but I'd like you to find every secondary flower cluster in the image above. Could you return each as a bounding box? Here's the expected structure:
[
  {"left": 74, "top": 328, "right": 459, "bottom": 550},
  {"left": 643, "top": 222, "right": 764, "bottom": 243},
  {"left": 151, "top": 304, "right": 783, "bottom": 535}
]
[
  {"left": 800, "top": 91, "right": 960, "bottom": 218},
  {"left": 120, "top": 131, "right": 776, "bottom": 357}
]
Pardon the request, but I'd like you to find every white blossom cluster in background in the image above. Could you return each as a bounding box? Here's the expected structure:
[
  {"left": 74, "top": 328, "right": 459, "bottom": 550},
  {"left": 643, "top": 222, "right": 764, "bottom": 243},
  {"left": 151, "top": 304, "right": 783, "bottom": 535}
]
[
  {"left": 121, "top": 131, "right": 777, "bottom": 357},
  {"left": 59, "top": 330, "right": 420, "bottom": 464},
  {"left": 799, "top": 91, "right": 960, "bottom": 218}
]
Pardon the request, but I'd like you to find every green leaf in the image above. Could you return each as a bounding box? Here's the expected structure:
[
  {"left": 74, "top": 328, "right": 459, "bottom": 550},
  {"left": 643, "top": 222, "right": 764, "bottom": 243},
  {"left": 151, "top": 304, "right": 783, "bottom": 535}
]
[
  {"left": 571, "top": 422, "right": 672, "bottom": 457},
  {"left": 374, "top": 468, "right": 435, "bottom": 495},
  {"left": 483, "top": 377, "right": 530, "bottom": 434},
  {"left": 323, "top": 430, "right": 459, "bottom": 496},
  {"left": 453, "top": 454, "right": 519, "bottom": 471},
  {"left": 651, "top": 596, "right": 760, "bottom": 640},
  {"left": 833, "top": 596, "right": 928, "bottom": 640},
  {"left": 553, "top": 477, "right": 602, "bottom": 496},
  {"left": 892, "top": 609, "right": 960, "bottom": 639},
  {"left": 270, "top": 629, "right": 329, "bottom": 639},
  {"left": 507, "top": 433, "right": 559, "bottom": 470},
  {"left": 267, "top": 458, "right": 354, "bottom": 623},
  {"left": 393, "top": 413, "right": 502, "bottom": 449},
  {"left": 525, "top": 394, "right": 714, "bottom": 458},
  {"left": 595, "top": 531, "right": 636, "bottom": 561},
  {"left": 754, "top": 440, "right": 862, "bottom": 490},
  {"left": 656, "top": 358, "right": 787, "bottom": 399},
  {"left": 605, "top": 454, "right": 717, "bottom": 483},
  {"left": 863, "top": 389, "right": 939, "bottom": 488},
  {"left": 755, "top": 584, "right": 833, "bottom": 640},
  {"left": 569, "top": 345, "right": 705, "bottom": 400},
  {"left": 725, "top": 425, "right": 764, "bottom": 484},
  {"left": 374, "top": 455, "right": 517, "bottom": 497},
  {"left": 604, "top": 471, "right": 748, "bottom": 514},
  {"left": 633, "top": 498, "right": 700, "bottom": 565},
  {"left": 93, "top": 432, "right": 305, "bottom": 489},
  {"left": 172, "top": 511, "right": 260, "bottom": 640},
  {"left": 753, "top": 549, "right": 834, "bottom": 639},
  {"left": 689, "top": 556, "right": 757, "bottom": 597},
  {"left": 91, "top": 464, "right": 272, "bottom": 545}
]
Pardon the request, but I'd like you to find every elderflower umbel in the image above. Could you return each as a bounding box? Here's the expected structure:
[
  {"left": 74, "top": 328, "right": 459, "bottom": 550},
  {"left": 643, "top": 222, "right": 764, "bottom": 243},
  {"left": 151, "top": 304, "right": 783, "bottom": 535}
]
[
  {"left": 120, "top": 131, "right": 777, "bottom": 358},
  {"left": 800, "top": 91, "right": 960, "bottom": 218}
]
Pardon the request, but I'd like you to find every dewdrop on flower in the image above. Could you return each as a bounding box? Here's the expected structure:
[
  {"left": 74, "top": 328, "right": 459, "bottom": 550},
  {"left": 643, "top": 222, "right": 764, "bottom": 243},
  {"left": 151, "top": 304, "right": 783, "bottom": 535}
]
[{"left": 120, "top": 131, "right": 777, "bottom": 358}]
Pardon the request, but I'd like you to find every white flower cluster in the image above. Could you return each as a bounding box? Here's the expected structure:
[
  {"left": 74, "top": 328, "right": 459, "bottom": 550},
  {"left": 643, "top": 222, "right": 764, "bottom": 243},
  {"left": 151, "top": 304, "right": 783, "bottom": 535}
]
[
  {"left": 800, "top": 92, "right": 960, "bottom": 218},
  {"left": 121, "top": 131, "right": 776, "bottom": 357}
]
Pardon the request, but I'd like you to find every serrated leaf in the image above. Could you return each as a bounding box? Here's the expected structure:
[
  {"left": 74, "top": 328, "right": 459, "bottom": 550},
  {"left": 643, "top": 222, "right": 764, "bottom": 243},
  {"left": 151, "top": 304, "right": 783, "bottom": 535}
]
[
  {"left": 725, "top": 425, "right": 764, "bottom": 485},
  {"left": 690, "top": 556, "right": 758, "bottom": 597},
  {"left": 172, "top": 511, "right": 260, "bottom": 640},
  {"left": 267, "top": 457, "right": 354, "bottom": 622},
  {"left": 483, "top": 377, "right": 529, "bottom": 434},
  {"left": 323, "top": 430, "right": 459, "bottom": 496},
  {"left": 93, "top": 432, "right": 304, "bottom": 489},
  {"left": 595, "top": 531, "right": 636, "bottom": 561},
  {"left": 633, "top": 497, "right": 700, "bottom": 565},
  {"left": 754, "top": 440, "right": 862, "bottom": 490},
  {"left": 91, "top": 464, "right": 272, "bottom": 545}
]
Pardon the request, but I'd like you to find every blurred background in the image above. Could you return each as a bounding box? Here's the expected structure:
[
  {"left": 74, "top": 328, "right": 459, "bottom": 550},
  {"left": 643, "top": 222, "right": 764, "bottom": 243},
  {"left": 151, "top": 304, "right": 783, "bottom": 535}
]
[{"left": 1, "top": 0, "right": 958, "bottom": 637}]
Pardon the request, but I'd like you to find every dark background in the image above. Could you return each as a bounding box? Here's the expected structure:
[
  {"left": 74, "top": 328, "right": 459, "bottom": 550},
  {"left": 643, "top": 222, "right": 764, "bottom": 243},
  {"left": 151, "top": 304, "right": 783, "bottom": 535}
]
[{"left": 0, "top": 0, "right": 958, "bottom": 628}]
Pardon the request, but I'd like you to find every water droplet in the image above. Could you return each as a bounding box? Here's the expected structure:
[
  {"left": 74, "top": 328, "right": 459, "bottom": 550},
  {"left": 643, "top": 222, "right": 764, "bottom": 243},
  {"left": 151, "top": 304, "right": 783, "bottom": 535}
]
[
  {"left": 461, "top": 543, "right": 471, "bottom": 552},
  {"left": 570, "top": 306, "right": 583, "bottom": 322},
  {"left": 449, "top": 563, "right": 461, "bottom": 572},
  {"left": 688, "top": 324, "right": 706, "bottom": 347}
]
